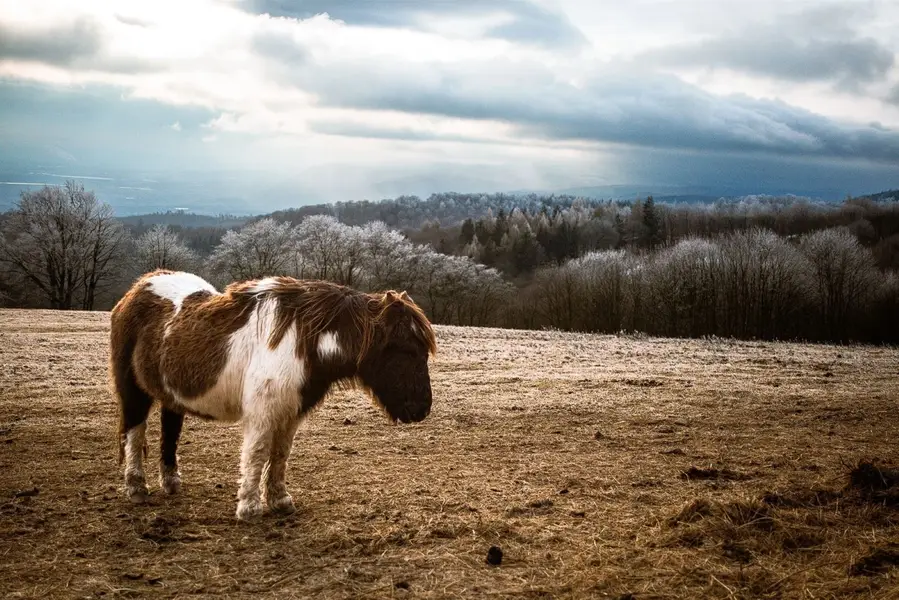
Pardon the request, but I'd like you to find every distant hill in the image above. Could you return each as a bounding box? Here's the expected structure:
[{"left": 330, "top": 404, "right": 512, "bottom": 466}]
[
  {"left": 118, "top": 211, "right": 250, "bottom": 229},
  {"left": 262, "top": 192, "right": 607, "bottom": 229},
  {"left": 857, "top": 189, "right": 899, "bottom": 202},
  {"left": 117, "top": 187, "right": 899, "bottom": 231}
]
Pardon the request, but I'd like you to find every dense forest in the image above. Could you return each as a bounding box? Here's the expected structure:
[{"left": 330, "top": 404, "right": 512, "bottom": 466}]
[{"left": 2, "top": 182, "right": 898, "bottom": 345}]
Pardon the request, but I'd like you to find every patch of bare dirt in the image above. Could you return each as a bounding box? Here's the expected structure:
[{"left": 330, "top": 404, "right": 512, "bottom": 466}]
[{"left": 1, "top": 309, "right": 898, "bottom": 598}]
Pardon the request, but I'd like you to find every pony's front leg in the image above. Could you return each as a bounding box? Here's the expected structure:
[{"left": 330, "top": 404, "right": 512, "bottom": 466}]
[
  {"left": 263, "top": 417, "right": 300, "bottom": 515},
  {"left": 236, "top": 417, "right": 273, "bottom": 522}
]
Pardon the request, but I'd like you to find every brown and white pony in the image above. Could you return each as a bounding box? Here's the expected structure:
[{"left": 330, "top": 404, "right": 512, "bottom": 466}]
[{"left": 110, "top": 270, "right": 437, "bottom": 521}]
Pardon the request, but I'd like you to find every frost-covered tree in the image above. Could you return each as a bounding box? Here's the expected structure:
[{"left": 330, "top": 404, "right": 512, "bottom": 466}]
[
  {"left": 295, "top": 215, "right": 364, "bottom": 286},
  {"left": 718, "top": 229, "right": 811, "bottom": 339},
  {"left": 207, "top": 218, "right": 299, "bottom": 282},
  {"left": 357, "top": 221, "right": 418, "bottom": 291},
  {"left": 648, "top": 238, "right": 722, "bottom": 336},
  {"left": 800, "top": 227, "right": 878, "bottom": 341},
  {"left": 134, "top": 224, "right": 198, "bottom": 273}
]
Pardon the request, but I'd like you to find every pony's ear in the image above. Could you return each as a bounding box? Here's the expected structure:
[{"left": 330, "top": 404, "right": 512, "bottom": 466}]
[
  {"left": 368, "top": 291, "right": 406, "bottom": 319},
  {"left": 399, "top": 291, "right": 410, "bottom": 301}
]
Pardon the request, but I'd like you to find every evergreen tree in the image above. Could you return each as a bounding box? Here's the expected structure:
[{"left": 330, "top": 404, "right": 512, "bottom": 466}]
[
  {"left": 460, "top": 218, "right": 475, "bottom": 245},
  {"left": 643, "top": 195, "right": 661, "bottom": 248},
  {"left": 511, "top": 228, "right": 541, "bottom": 274},
  {"left": 493, "top": 208, "right": 508, "bottom": 244}
]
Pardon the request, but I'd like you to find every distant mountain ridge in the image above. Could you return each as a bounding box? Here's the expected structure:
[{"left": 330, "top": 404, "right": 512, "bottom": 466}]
[{"left": 115, "top": 188, "right": 899, "bottom": 231}]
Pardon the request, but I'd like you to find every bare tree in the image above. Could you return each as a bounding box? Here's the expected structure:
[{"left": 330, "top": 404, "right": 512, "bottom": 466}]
[
  {"left": 134, "top": 225, "right": 198, "bottom": 273},
  {"left": 357, "top": 221, "right": 417, "bottom": 291},
  {"left": 800, "top": 227, "right": 878, "bottom": 341},
  {"left": 718, "top": 229, "right": 811, "bottom": 340},
  {"left": 647, "top": 238, "right": 721, "bottom": 337},
  {"left": 0, "top": 181, "right": 128, "bottom": 310},
  {"left": 206, "top": 218, "right": 299, "bottom": 283},
  {"left": 566, "top": 250, "right": 637, "bottom": 333},
  {"left": 295, "top": 215, "right": 364, "bottom": 286}
]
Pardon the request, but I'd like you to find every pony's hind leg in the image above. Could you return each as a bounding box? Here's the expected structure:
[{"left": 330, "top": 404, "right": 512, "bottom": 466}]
[
  {"left": 159, "top": 408, "right": 184, "bottom": 494},
  {"left": 263, "top": 416, "right": 300, "bottom": 515},
  {"left": 118, "top": 384, "right": 153, "bottom": 503}
]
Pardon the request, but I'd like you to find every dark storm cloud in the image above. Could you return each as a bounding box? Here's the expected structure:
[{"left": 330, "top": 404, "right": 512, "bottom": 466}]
[
  {"left": 0, "top": 19, "right": 102, "bottom": 66},
  {"left": 0, "top": 18, "right": 159, "bottom": 73},
  {"left": 307, "top": 120, "right": 494, "bottom": 145},
  {"left": 242, "top": 0, "right": 586, "bottom": 48},
  {"left": 291, "top": 56, "right": 899, "bottom": 163},
  {"left": 887, "top": 83, "right": 899, "bottom": 105},
  {"left": 638, "top": 3, "right": 895, "bottom": 87},
  {"left": 643, "top": 34, "right": 895, "bottom": 86}
]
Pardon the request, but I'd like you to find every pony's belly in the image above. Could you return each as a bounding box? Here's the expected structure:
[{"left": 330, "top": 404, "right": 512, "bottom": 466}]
[
  {"left": 168, "top": 367, "right": 245, "bottom": 422},
  {"left": 172, "top": 388, "right": 243, "bottom": 422}
]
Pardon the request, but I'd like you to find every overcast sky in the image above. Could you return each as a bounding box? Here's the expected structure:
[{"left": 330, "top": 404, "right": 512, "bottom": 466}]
[{"left": 1, "top": 0, "right": 898, "bottom": 202}]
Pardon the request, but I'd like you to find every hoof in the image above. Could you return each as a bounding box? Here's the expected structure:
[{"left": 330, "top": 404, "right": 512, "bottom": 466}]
[
  {"left": 161, "top": 475, "right": 182, "bottom": 495},
  {"left": 269, "top": 494, "right": 296, "bottom": 515},
  {"left": 128, "top": 489, "right": 150, "bottom": 504},
  {"left": 236, "top": 499, "right": 264, "bottom": 522}
]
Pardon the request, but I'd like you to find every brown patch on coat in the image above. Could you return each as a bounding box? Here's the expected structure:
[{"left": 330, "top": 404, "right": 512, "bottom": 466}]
[{"left": 158, "top": 288, "right": 257, "bottom": 400}]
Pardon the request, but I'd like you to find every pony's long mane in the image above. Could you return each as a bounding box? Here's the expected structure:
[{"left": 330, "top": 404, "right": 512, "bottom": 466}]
[{"left": 227, "top": 277, "right": 437, "bottom": 364}]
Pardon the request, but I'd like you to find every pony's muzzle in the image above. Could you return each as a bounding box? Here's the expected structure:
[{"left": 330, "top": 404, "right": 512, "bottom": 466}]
[{"left": 400, "top": 403, "right": 431, "bottom": 423}]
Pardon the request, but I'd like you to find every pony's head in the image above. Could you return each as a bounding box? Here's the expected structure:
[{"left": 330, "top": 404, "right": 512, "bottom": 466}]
[{"left": 357, "top": 290, "right": 437, "bottom": 423}]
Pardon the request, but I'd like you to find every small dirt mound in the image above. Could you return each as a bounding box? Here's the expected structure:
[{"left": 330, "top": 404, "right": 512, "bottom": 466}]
[
  {"left": 850, "top": 544, "right": 899, "bottom": 576},
  {"left": 680, "top": 466, "right": 749, "bottom": 481},
  {"left": 506, "top": 499, "right": 554, "bottom": 517},
  {"left": 846, "top": 461, "right": 899, "bottom": 506},
  {"left": 668, "top": 498, "right": 713, "bottom": 526},
  {"left": 761, "top": 488, "right": 840, "bottom": 508},
  {"left": 663, "top": 497, "right": 789, "bottom": 562},
  {"left": 848, "top": 461, "right": 899, "bottom": 492},
  {"left": 720, "top": 499, "right": 775, "bottom": 531}
]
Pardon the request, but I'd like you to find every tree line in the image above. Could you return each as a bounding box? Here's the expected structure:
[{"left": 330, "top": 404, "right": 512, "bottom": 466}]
[
  {"left": 406, "top": 193, "right": 899, "bottom": 278},
  {"left": 515, "top": 229, "right": 899, "bottom": 344},
  {"left": 0, "top": 182, "right": 511, "bottom": 326},
  {"left": 2, "top": 182, "right": 898, "bottom": 344}
]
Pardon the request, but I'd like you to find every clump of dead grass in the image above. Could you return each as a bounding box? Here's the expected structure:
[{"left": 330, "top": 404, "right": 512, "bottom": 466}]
[
  {"left": 845, "top": 460, "right": 899, "bottom": 506},
  {"left": 664, "top": 496, "right": 787, "bottom": 560}
]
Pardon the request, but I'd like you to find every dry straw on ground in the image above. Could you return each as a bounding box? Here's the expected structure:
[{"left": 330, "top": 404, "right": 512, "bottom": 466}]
[{"left": 0, "top": 309, "right": 898, "bottom": 599}]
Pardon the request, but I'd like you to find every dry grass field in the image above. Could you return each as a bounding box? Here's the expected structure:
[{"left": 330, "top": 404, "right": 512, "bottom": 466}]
[{"left": 1, "top": 308, "right": 898, "bottom": 599}]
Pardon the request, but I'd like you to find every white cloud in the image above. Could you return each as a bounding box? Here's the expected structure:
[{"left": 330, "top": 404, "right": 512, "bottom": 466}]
[{"left": 170, "top": 120, "right": 181, "bottom": 131}]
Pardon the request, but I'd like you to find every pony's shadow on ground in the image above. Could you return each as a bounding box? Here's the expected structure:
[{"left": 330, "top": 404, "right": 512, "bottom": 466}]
[{"left": 119, "top": 487, "right": 309, "bottom": 545}]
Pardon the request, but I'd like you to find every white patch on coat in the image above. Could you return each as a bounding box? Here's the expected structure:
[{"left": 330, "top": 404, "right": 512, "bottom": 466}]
[
  {"left": 165, "top": 296, "right": 307, "bottom": 424},
  {"left": 317, "top": 331, "right": 342, "bottom": 360},
  {"left": 148, "top": 271, "right": 219, "bottom": 313},
  {"left": 124, "top": 423, "right": 146, "bottom": 471},
  {"left": 123, "top": 423, "right": 147, "bottom": 497},
  {"left": 248, "top": 277, "right": 280, "bottom": 294}
]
